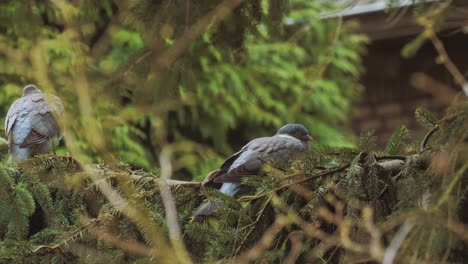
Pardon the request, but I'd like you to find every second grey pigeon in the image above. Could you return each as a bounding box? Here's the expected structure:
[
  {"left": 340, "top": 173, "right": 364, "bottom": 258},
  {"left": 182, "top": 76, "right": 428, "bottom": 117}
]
[
  {"left": 5, "top": 85, "right": 64, "bottom": 162},
  {"left": 194, "top": 123, "right": 313, "bottom": 216}
]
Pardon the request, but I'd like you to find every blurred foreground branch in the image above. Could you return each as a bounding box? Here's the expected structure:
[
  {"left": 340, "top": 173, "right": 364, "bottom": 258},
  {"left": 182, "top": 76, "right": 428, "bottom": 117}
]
[
  {"left": 416, "top": 2, "right": 468, "bottom": 96},
  {"left": 427, "top": 30, "right": 468, "bottom": 96},
  {"left": 410, "top": 73, "right": 460, "bottom": 104}
]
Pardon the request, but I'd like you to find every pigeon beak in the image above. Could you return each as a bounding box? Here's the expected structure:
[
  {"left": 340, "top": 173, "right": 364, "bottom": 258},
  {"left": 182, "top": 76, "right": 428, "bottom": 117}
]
[{"left": 306, "top": 135, "right": 314, "bottom": 141}]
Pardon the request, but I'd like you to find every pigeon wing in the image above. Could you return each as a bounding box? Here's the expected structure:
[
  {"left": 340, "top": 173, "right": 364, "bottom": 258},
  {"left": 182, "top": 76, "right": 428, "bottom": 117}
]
[
  {"left": 206, "top": 141, "right": 252, "bottom": 183},
  {"left": 6, "top": 97, "right": 35, "bottom": 145},
  {"left": 5, "top": 98, "right": 24, "bottom": 136},
  {"left": 20, "top": 129, "right": 48, "bottom": 147},
  {"left": 26, "top": 94, "right": 63, "bottom": 146},
  {"left": 214, "top": 136, "right": 307, "bottom": 183},
  {"left": 218, "top": 148, "right": 245, "bottom": 174}
]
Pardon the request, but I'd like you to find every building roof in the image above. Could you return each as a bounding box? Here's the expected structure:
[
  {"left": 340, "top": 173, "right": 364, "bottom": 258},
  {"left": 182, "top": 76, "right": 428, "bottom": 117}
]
[
  {"left": 324, "top": 0, "right": 431, "bottom": 17},
  {"left": 322, "top": 0, "right": 468, "bottom": 40}
]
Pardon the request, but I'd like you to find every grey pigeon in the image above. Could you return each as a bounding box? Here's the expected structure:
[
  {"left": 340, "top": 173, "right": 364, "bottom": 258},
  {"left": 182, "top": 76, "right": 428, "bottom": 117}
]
[
  {"left": 194, "top": 124, "right": 313, "bottom": 216},
  {"left": 5, "top": 85, "right": 64, "bottom": 162}
]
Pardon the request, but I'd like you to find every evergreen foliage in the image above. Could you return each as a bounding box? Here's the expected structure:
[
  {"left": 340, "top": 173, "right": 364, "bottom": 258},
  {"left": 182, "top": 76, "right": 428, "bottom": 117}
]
[
  {"left": 0, "top": 0, "right": 366, "bottom": 175},
  {"left": 0, "top": 103, "right": 465, "bottom": 263},
  {"left": 0, "top": 1, "right": 466, "bottom": 263}
]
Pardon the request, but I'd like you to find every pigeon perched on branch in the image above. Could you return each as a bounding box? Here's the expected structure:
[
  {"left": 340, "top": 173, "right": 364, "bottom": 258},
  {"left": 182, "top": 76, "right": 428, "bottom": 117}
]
[
  {"left": 194, "top": 123, "right": 313, "bottom": 216},
  {"left": 5, "top": 85, "right": 64, "bottom": 162}
]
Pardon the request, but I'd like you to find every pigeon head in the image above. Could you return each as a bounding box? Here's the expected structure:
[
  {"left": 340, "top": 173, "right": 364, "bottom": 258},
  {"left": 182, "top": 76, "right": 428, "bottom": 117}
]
[
  {"left": 276, "top": 123, "right": 314, "bottom": 142},
  {"left": 23, "top": 85, "right": 41, "bottom": 96}
]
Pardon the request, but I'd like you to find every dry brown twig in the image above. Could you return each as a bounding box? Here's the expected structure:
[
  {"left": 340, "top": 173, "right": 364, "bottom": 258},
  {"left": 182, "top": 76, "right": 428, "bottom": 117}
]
[
  {"left": 417, "top": 2, "right": 468, "bottom": 96},
  {"left": 233, "top": 215, "right": 289, "bottom": 263},
  {"left": 410, "top": 73, "right": 460, "bottom": 104},
  {"left": 32, "top": 219, "right": 96, "bottom": 255},
  {"left": 427, "top": 30, "right": 468, "bottom": 96},
  {"left": 81, "top": 164, "right": 173, "bottom": 261},
  {"left": 284, "top": 231, "right": 303, "bottom": 264},
  {"left": 90, "top": 223, "right": 157, "bottom": 258}
]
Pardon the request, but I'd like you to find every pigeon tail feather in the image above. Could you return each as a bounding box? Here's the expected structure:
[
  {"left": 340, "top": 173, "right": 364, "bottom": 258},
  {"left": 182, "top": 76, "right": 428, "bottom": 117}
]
[
  {"left": 193, "top": 201, "right": 222, "bottom": 216},
  {"left": 193, "top": 183, "right": 241, "bottom": 216}
]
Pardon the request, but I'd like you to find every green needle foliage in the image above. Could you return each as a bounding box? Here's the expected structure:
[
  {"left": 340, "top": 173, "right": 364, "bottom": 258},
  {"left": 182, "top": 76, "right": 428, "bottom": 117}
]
[
  {"left": 0, "top": 103, "right": 465, "bottom": 263},
  {"left": 0, "top": 1, "right": 466, "bottom": 264},
  {"left": 0, "top": 0, "right": 367, "bottom": 175}
]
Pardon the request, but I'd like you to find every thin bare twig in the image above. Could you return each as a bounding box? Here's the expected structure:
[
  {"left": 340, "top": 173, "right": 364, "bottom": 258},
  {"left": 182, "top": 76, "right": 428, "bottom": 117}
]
[
  {"left": 158, "top": 146, "right": 192, "bottom": 264},
  {"left": 129, "top": 173, "right": 202, "bottom": 188},
  {"left": 234, "top": 196, "right": 272, "bottom": 255},
  {"left": 84, "top": 165, "right": 172, "bottom": 261},
  {"left": 239, "top": 164, "right": 350, "bottom": 202},
  {"left": 91, "top": 224, "right": 156, "bottom": 257},
  {"left": 117, "top": 50, "right": 153, "bottom": 82},
  {"left": 410, "top": 73, "right": 459, "bottom": 104},
  {"left": 63, "top": 241, "right": 114, "bottom": 261},
  {"left": 284, "top": 231, "right": 303, "bottom": 264},
  {"left": 32, "top": 219, "right": 95, "bottom": 255},
  {"left": 233, "top": 216, "right": 288, "bottom": 263},
  {"left": 382, "top": 220, "right": 415, "bottom": 264},
  {"left": 362, "top": 207, "right": 385, "bottom": 261},
  {"left": 427, "top": 29, "right": 468, "bottom": 95},
  {"left": 435, "top": 162, "right": 468, "bottom": 209},
  {"left": 375, "top": 155, "right": 407, "bottom": 161},
  {"left": 159, "top": 147, "right": 182, "bottom": 239}
]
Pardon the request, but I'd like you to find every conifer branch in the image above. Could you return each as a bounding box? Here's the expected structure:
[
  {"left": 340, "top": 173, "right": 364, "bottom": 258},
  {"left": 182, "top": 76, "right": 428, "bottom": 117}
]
[
  {"left": 83, "top": 166, "right": 173, "bottom": 261},
  {"left": 306, "top": 149, "right": 359, "bottom": 162},
  {"left": 90, "top": 223, "right": 157, "bottom": 257},
  {"left": 375, "top": 155, "right": 407, "bottom": 161},
  {"left": 32, "top": 219, "right": 96, "bottom": 255},
  {"left": 234, "top": 196, "right": 273, "bottom": 255},
  {"left": 240, "top": 164, "right": 351, "bottom": 201},
  {"left": 63, "top": 242, "right": 114, "bottom": 262},
  {"left": 378, "top": 160, "right": 405, "bottom": 175},
  {"left": 282, "top": 164, "right": 351, "bottom": 188},
  {"left": 419, "top": 125, "right": 439, "bottom": 153},
  {"left": 129, "top": 173, "right": 202, "bottom": 188}
]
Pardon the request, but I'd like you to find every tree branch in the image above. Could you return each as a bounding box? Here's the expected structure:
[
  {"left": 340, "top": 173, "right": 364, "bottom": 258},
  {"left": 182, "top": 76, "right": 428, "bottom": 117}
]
[
  {"left": 158, "top": 146, "right": 191, "bottom": 264},
  {"left": 428, "top": 30, "right": 468, "bottom": 96},
  {"left": 420, "top": 125, "right": 439, "bottom": 153},
  {"left": 410, "top": 73, "right": 460, "bottom": 104}
]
